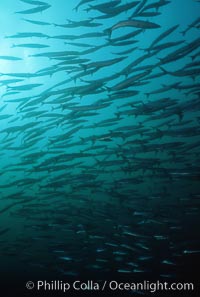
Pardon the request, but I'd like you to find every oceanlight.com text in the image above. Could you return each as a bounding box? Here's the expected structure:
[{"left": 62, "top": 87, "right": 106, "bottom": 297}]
[{"left": 26, "top": 279, "right": 195, "bottom": 293}]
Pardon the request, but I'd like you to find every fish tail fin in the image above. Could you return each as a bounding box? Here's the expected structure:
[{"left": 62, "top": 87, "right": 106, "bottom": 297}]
[
  {"left": 104, "top": 28, "right": 112, "bottom": 37},
  {"left": 156, "top": 128, "right": 163, "bottom": 138},
  {"left": 145, "top": 92, "right": 150, "bottom": 98},
  {"left": 91, "top": 138, "right": 96, "bottom": 145},
  {"left": 105, "top": 37, "right": 111, "bottom": 42},
  {"left": 104, "top": 86, "right": 111, "bottom": 92},
  {"left": 139, "top": 47, "right": 148, "bottom": 52},
  {"left": 83, "top": 6, "right": 92, "bottom": 13},
  {"left": 66, "top": 19, "right": 72, "bottom": 23},
  {"left": 159, "top": 66, "right": 168, "bottom": 74},
  {"left": 121, "top": 134, "right": 126, "bottom": 141},
  {"left": 94, "top": 158, "right": 101, "bottom": 166},
  {"left": 79, "top": 136, "right": 84, "bottom": 143},
  {"left": 176, "top": 110, "right": 183, "bottom": 122},
  {"left": 80, "top": 64, "right": 87, "bottom": 71},
  {"left": 115, "top": 111, "right": 121, "bottom": 119},
  {"left": 180, "top": 30, "right": 186, "bottom": 36},
  {"left": 157, "top": 56, "right": 163, "bottom": 62},
  {"left": 79, "top": 78, "right": 85, "bottom": 83},
  {"left": 48, "top": 137, "right": 54, "bottom": 145}
]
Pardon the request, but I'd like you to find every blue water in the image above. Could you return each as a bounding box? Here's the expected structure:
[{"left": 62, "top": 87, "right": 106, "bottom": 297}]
[{"left": 0, "top": 1, "right": 200, "bottom": 296}]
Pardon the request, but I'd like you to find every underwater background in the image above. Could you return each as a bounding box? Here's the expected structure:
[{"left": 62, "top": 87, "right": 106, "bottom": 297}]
[{"left": 0, "top": 0, "right": 200, "bottom": 296}]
